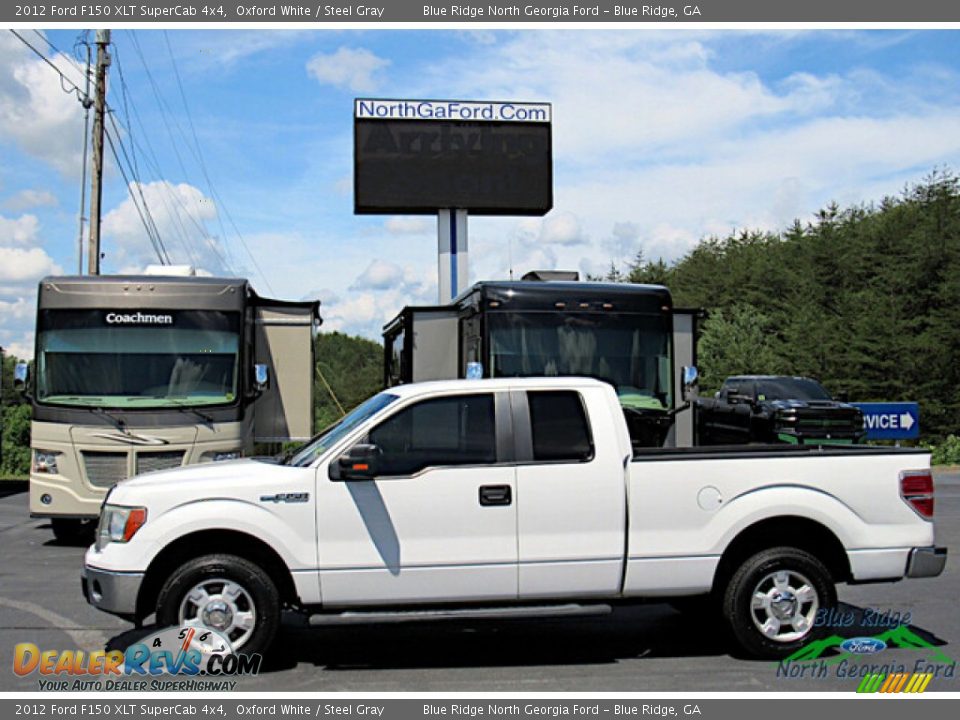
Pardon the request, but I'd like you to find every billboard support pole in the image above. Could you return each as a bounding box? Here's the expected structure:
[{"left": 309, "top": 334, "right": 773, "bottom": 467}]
[{"left": 438, "top": 209, "right": 468, "bottom": 302}]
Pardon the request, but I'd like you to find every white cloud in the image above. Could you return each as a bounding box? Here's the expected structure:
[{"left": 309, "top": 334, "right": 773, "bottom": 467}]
[
  {"left": 0, "top": 247, "right": 61, "bottom": 282},
  {"left": 101, "top": 181, "right": 228, "bottom": 274},
  {"left": 2, "top": 189, "right": 58, "bottom": 212},
  {"left": 306, "top": 47, "right": 389, "bottom": 93},
  {"left": 0, "top": 211, "right": 62, "bottom": 360},
  {"left": 384, "top": 217, "right": 433, "bottom": 236},
  {"left": 349, "top": 259, "right": 405, "bottom": 291},
  {"left": 2, "top": 338, "right": 34, "bottom": 361},
  {"left": 0, "top": 213, "right": 42, "bottom": 247},
  {"left": 0, "top": 31, "right": 87, "bottom": 175}
]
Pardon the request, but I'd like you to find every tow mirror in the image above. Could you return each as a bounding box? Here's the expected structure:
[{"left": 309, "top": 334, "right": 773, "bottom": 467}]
[
  {"left": 253, "top": 364, "right": 270, "bottom": 392},
  {"left": 681, "top": 365, "right": 699, "bottom": 402},
  {"left": 331, "top": 444, "right": 381, "bottom": 481},
  {"left": 13, "top": 362, "right": 29, "bottom": 392}
]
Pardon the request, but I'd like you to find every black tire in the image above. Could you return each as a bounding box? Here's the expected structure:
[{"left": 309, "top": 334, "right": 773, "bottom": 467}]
[
  {"left": 722, "top": 546, "right": 836, "bottom": 659},
  {"left": 156, "top": 554, "right": 280, "bottom": 656},
  {"left": 51, "top": 518, "right": 96, "bottom": 545}
]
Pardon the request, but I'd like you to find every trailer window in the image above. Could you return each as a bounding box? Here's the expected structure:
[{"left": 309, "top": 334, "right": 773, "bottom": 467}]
[
  {"left": 527, "top": 391, "right": 594, "bottom": 462},
  {"left": 369, "top": 394, "right": 496, "bottom": 476}
]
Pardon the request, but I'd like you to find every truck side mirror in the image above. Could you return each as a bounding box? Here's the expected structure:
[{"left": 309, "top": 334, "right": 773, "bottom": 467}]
[
  {"left": 13, "top": 362, "right": 29, "bottom": 392},
  {"left": 681, "top": 365, "right": 699, "bottom": 402},
  {"left": 253, "top": 363, "right": 270, "bottom": 392},
  {"left": 330, "top": 444, "right": 381, "bottom": 481}
]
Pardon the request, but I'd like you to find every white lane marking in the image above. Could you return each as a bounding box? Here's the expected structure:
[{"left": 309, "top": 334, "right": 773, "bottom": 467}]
[{"left": 0, "top": 596, "right": 107, "bottom": 650}]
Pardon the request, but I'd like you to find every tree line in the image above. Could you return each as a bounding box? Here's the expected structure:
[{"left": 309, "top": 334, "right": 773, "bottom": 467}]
[{"left": 618, "top": 169, "right": 960, "bottom": 441}]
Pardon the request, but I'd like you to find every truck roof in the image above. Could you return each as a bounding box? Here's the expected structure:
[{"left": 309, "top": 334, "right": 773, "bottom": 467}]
[{"left": 383, "top": 376, "right": 611, "bottom": 399}]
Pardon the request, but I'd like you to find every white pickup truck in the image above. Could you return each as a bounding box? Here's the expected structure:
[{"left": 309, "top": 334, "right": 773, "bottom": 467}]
[{"left": 82, "top": 377, "right": 946, "bottom": 659}]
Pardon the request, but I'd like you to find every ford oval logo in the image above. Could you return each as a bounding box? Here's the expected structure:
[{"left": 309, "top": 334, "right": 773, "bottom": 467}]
[{"left": 841, "top": 637, "right": 887, "bottom": 655}]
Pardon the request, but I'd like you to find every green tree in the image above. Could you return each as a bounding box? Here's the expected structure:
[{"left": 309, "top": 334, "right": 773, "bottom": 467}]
[
  {"left": 1, "top": 404, "right": 31, "bottom": 477},
  {"left": 313, "top": 332, "right": 384, "bottom": 430},
  {"left": 697, "top": 306, "right": 786, "bottom": 393}
]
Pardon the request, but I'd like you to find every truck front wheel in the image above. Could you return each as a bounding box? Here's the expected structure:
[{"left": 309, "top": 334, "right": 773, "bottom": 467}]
[
  {"left": 156, "top": 554, "right": 280, "bottom": 656},
  {"left": 722, "top": 546, "right": 836, "bottom": 659}
]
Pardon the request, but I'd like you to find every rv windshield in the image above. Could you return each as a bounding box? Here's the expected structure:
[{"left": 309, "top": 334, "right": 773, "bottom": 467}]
[
  {"left": 35, "top": 309, "right": 241, "bottom": 409},
  {"left": 488, "top": 312, "right": 673, "bottom": 410}
]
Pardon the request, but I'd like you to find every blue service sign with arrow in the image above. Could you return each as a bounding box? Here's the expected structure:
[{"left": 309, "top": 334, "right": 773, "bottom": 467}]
[{"left": 852, "top": 402, "right": 920, "bottom": 440}]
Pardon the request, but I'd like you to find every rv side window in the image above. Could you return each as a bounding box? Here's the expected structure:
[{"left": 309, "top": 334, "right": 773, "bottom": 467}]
[
  {"left": 369, "top": 394, "right": 496, "bottom": 476},
  {"left": 527, "top": 391, "right": 594, "bottom": 463}
]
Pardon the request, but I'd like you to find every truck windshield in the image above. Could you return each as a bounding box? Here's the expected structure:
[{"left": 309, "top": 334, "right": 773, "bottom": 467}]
[
  {"left": 488, "top": 312, "right": 673, "bottom": 410},
  {"left": 35, "top": 309, "right": 241, "bottom": 409},
  {"left": 287, "top": 392, "right": 399, "bottom": 467},
  {"left": 755, "top": 378, "right": 832, "bottom": 401}
]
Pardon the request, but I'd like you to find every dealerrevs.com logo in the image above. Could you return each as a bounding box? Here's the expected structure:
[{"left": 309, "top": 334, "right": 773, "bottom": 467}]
[{"left": 13, "top": 626, "right": 261, "bottom": 691}]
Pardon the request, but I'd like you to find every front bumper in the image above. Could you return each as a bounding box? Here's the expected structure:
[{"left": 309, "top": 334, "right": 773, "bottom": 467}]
[
  {"left": 81, "top": 564, "right": 143, "bottom": 620},
  {"left": 906, "top": 546, "right": 948, "bottom": 578}
]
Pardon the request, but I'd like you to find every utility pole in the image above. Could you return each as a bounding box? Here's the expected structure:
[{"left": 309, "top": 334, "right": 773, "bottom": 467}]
[
  {"left": 87, "top": 29, "right": 111, "bottom": 276},
  {"left": 77, "top": 40, "right": 93, "bottom": 275}
]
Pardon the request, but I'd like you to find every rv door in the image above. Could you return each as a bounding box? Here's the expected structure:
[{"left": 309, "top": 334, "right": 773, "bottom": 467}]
[{"left": 254, "top": 300, "right": 318, "bottom": 443}]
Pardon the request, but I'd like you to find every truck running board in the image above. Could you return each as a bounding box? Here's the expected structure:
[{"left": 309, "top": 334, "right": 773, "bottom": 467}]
[{"left": 308, "top": 603, "right": 613, "bottom": 625}]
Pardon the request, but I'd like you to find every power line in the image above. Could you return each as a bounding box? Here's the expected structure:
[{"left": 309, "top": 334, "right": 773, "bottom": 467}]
[
  {"left": 111, "top": 46, "right": 205, "bottom": 245},
  {"left": 30, "top": 29, "right": 88, "bottom": 87},
  {"left": 132, "top": 31, "right": 269, "bottom": 290},
  {"left": 125, "top": 32, "right": 233, "bottom": 275},
  {"left": 104, "top": 125, "right": 171, "bottom": 266},
  {"left": 8, "top": 30, "right": 88, "bottom": 103},
  {"left": 109, "top": 47, "right": 200, "bottom": 268},
  {"left": 105, "top": 112, "right": 175, "bottom": 266},
  {"left": 162, "top": 31, "right": 234, "bottom": 269}
]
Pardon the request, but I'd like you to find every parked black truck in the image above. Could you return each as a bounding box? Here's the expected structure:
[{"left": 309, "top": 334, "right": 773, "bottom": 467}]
[{"left": 696, "top": 375, "right": 865, "bottom": 446}]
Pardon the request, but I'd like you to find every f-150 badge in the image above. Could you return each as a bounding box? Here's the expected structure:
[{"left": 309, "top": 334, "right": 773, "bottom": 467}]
[{"left": 259, "top": 493, "right": 309, "bottom": 504}]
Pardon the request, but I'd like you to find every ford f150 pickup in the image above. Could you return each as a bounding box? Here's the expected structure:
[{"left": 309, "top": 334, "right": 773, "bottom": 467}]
[
  {"left": 697, "top": 375, "right": 865, "bottom": 446},
  {"left": 82, "top": 377, "right": 946, "bottom": 659}
]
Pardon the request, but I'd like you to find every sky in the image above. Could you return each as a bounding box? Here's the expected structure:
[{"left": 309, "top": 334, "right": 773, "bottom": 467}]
[{"left": 2, "top": 28, "right": 960, "bottom": 359}]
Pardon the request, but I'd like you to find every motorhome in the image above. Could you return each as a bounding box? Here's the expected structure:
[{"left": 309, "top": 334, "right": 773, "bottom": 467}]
[{"left": 15, "top": 274, "right": 319, "bottom": 541}]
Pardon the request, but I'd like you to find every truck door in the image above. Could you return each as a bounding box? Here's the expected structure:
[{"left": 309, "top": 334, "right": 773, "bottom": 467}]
[
  {"left": 316, "top": 391, "right": 518, "bottom": 606},
  {"left": 513, "top": 388, "right": 627, "bottom": 599}
]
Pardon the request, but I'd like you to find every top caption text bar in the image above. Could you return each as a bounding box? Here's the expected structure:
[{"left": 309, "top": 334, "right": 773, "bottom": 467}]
[{"left": 8, "top": 1, "right": 960, "bottom": 23}]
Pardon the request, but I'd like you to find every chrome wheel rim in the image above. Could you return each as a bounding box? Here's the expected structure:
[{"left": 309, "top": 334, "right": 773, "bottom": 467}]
[
  {"left": 178, "top": 578, "right": 257, "bottom": 650},
  {"left": 750, "top": 569, "right": 819, "bottom": 643}
]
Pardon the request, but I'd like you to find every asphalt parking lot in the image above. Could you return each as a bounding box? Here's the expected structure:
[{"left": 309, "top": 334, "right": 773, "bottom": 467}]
[{"left": 1, "top": 472, "right": 957, "bottom": 693}]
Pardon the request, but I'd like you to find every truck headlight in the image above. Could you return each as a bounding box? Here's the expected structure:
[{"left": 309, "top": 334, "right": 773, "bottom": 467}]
[
  {"left": 97, "top": 505, "right": 147, "bottom": 550},
  {"left": 33, "top": 450, "right": 60, "bottom": 474}
]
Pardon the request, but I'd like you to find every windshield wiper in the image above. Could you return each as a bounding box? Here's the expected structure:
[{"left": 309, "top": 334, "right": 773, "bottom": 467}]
[
  {"left": 162, "top": 398, "right": 215, "bottom": 424},
  {"left": 90, "top": 406, "right": 126, "bottom": 432}
]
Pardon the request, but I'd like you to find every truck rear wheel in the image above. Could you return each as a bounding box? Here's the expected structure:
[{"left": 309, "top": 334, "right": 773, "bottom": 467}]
[
  {"left": 156, "top": 554, "right": 280, "bottom": 656},
  {"left": 722, "top": 546, "right": 835, "bottom": 659}
]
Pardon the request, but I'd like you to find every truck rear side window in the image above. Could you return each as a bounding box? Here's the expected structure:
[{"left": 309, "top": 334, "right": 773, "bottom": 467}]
[
  {"left": 527, "top": 391, "right": 593, "bottom": 462},
  {"left": 370, "top": 394, "right": 496, "bottom": 476}
]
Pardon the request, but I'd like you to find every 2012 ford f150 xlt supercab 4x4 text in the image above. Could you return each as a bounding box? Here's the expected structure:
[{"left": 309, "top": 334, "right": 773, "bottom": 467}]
[{"left": 82, "top": 377, "right": 946, "bottom": 659}]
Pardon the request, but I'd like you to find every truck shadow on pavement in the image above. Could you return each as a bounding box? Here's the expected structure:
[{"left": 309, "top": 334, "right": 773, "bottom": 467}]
[{"left": 103, "top": 601, "right": 950, "bottom": 673}]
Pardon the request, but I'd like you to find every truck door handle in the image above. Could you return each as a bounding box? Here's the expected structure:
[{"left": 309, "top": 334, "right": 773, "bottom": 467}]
[{"left": 479, "top": 484, "right": 512, "bottom": 506}]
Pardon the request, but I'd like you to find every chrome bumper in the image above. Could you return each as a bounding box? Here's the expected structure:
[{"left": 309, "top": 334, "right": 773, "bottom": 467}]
[
  {"left": 81, "top": 564, "right": 143, "bottom": 620},
  {"left": 906, "top": 547, "right": 947, "bottom": 578}
]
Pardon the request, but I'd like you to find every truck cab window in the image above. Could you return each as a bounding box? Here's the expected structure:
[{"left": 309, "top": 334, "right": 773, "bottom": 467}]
[
  {"left": 527, "top": 391, "right": 594, "bottom": 462},
  {"left": 369, "top": 394, "right": 496, "bottom": 476}
]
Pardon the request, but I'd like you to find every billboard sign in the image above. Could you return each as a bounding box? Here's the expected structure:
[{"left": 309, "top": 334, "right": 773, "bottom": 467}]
[{"left": 354, "top": 98, "right": 553, "bottom": 215}]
